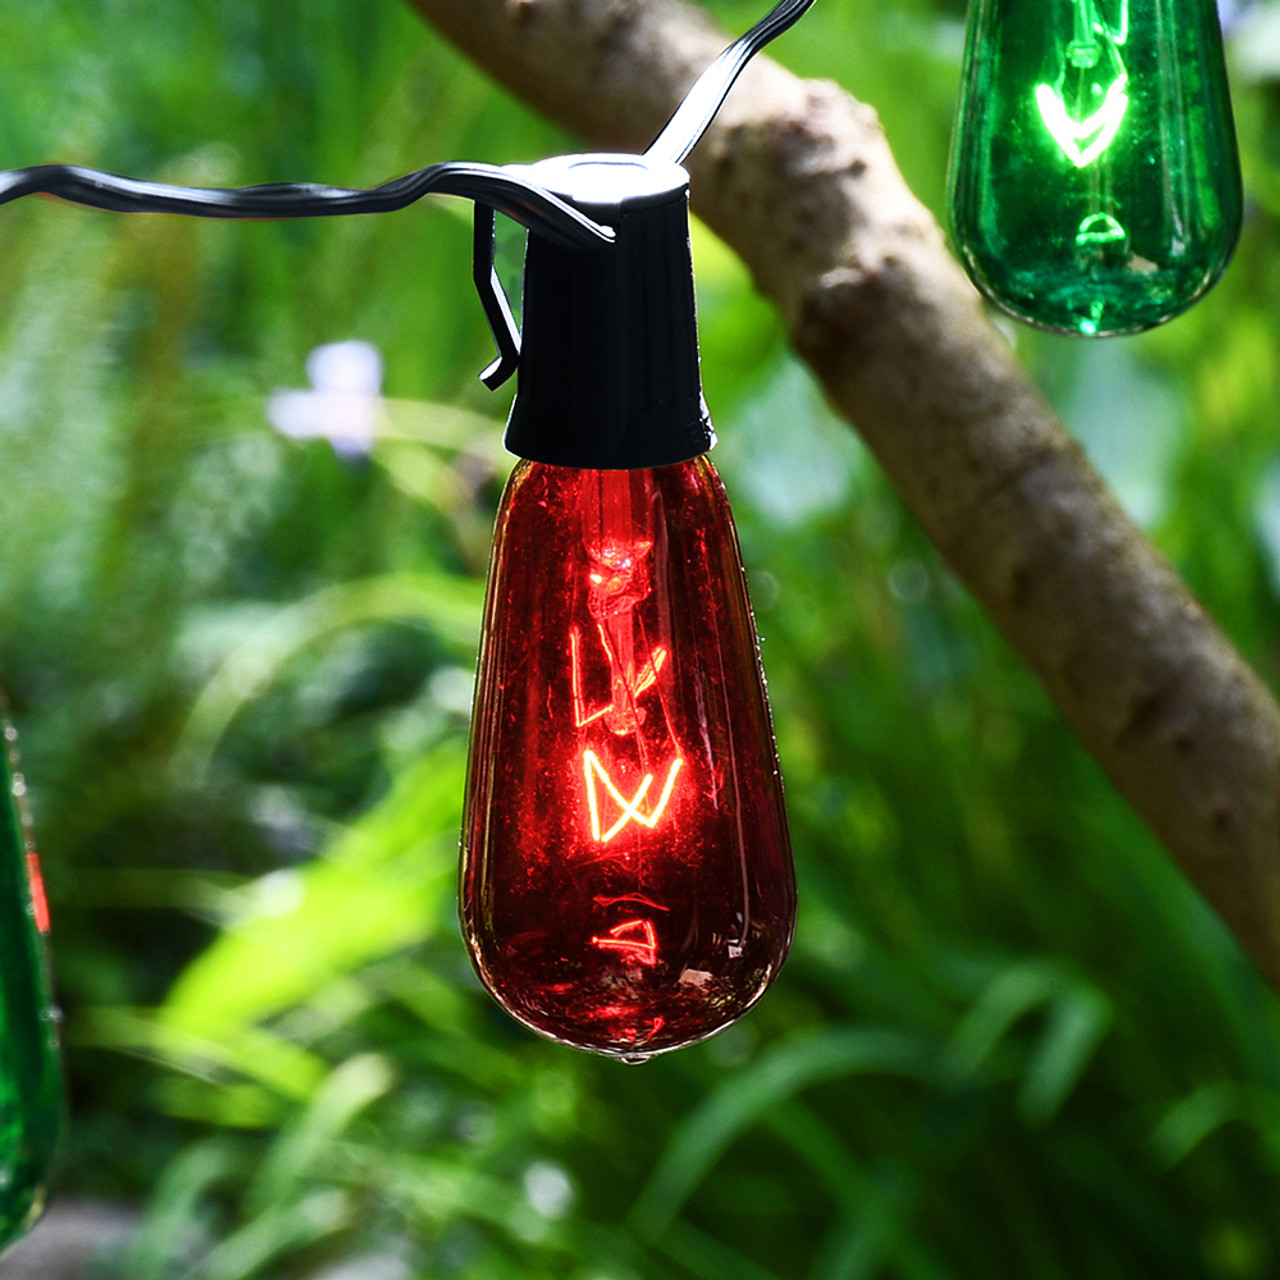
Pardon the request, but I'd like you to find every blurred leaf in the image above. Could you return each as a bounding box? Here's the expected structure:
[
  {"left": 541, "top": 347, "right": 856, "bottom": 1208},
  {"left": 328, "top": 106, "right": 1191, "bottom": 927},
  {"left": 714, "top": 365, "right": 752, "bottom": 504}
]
[
  {"left": 123, "top": 1139, "right": 240, "bottom": 1280},
  {"left": 246, "top": 1052, "right": 395, "bottom": 1214},
  {"left": 658, "top": 1218, "right": 786, "bottom": 1280},
  {"left": 948, "top": 959, "right": 1113, "bottom": 1122},
  {"left": 1151, "top": 1081, "right": 1280, "bottom": 1169},
  {"left": 75, "top": 1005, "right": 327, "bottom": 1101},
  {"left": 175, "top": 576, "right": 482, "bottom": 777},
  {"left": 154, "top": 1077, "right": 284, "bottom": 1129},
  {"left": 805, "top": 1162, "right": 919, "bottom": 1280},
  {"left": 631, "top": 1026, "right": 955, "bottom": 1238},
  {"left": 1019, "top": 984, "right": 1112, "bottom": 1126},
  {"left": 158, "top": 744, "right": 464, "bottom": 1042},
  {"left": 196, "top": 1189, "right": 352, "bottom": 1280}
]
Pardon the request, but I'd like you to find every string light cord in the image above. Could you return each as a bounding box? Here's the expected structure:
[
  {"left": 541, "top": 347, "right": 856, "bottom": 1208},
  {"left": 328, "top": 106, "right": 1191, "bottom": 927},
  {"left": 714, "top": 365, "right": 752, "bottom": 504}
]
[
  {"left": 0, "top": 0, "right": 815, "bottom": 385},
  {"left": 645, "top": 0, "right": 816, "bottom": 166},
  {"left": 0, "top": 0, "right": 816, "bottom": 232},
  {"left": 0, "top": 160, "right": 613, "bottom": 249}
]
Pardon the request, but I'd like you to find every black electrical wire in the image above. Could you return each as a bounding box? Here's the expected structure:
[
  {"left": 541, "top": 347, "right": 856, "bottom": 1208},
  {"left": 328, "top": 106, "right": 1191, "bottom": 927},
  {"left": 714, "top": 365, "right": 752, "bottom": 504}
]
[
  {"left": 645, "top": 0, "right": 817, "bottom": 166},
  {"left": 0, "top": 161, "right": 613, "bottom": 249},
  {"left": 0, "top": 0, "right": 815, "bottom": 238},
  {"left": 0, "top": 0, "right": 815, "bottom": 397}
]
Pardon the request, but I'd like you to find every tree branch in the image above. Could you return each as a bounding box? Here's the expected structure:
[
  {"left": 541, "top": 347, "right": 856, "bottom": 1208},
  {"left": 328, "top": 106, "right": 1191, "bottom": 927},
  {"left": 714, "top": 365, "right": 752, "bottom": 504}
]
[{"left": 406, "top": 0, "right": 1280, "bottom": 986}]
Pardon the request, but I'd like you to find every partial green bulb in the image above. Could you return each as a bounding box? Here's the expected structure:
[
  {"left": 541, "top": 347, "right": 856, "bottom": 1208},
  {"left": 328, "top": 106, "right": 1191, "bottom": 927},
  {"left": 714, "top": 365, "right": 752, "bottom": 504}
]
[
  {"left": 0, "top": 713, "right": 61, "bottom": 1252},
  {"left": 949, "top": 0, "right": 1242, "bottom": 335}
]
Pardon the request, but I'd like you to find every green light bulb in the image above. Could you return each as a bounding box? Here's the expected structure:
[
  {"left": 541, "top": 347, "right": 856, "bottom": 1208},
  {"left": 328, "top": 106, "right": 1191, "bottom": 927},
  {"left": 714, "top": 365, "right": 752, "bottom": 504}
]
[
  {"left": 0, "top": 712, "right": 61, "bottom": 1251},
  {"left": 949, "top": 0, "right": 1242, "bottom": 335}
]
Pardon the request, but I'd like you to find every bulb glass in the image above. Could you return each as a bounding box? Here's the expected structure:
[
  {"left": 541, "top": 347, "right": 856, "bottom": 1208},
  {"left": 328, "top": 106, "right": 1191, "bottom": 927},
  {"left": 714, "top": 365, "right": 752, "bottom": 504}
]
[
  {"left": 949, "top": 0, "right": 1241, "bottom": 335},
  {"left": 461, "top": 459, "right": 795, "bottom": 1060},
  {"left": 0, "top": 721, "right": 60, "bottom": 1246}
]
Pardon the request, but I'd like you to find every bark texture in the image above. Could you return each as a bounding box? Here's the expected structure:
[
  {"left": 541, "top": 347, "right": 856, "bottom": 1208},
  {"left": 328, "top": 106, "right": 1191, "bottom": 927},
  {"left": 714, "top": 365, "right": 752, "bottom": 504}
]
[{"left": 405, "top": 0, "right": 1280, "bottom": 986}]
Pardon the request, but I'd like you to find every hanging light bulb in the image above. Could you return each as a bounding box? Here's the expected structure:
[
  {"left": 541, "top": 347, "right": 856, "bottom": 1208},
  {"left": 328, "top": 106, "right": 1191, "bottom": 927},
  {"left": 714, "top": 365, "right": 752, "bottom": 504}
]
[
  {"left": 0, "top": 698, "right": 62, "bottom": 1248},
  {"left": 949, "top": 0, "right": 1242, "bottom": 335},
  {"left": 463, "top": 459, "right": 794, "bottom": 1061},
  {"left": 0, "top": 0, "right": 815, "bottom": 1065},
  {"left": 461, "top": 156, "right": 795, "bottom": 1062}
]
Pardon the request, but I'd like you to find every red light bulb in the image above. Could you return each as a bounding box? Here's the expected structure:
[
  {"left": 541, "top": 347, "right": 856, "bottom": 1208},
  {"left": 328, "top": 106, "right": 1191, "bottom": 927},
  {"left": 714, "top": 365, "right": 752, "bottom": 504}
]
[{"left": 461, "top": 458, "right": 795, "bottom": 1060}]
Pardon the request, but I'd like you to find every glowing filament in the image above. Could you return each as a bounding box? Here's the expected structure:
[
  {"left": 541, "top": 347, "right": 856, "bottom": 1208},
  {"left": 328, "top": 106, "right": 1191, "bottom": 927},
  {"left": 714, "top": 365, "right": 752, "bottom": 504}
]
[
  {"left": 570, "top": 627, "right": 668, "bottom": 728},
  {"left": 1035, "top": 74, "right": 1129, "bottom": 168},
  {"left": 591, "top": 918, "right": 659, "bottom": 966},
  {"left": 1035, "top": 0, "right": 1130, "bottom": 168},
  {"left": 1076, "top": 212, "right": 1127, "bottom": 245},
  {"left": 583, "top": 750, "right": 684, "bottom": 843}
]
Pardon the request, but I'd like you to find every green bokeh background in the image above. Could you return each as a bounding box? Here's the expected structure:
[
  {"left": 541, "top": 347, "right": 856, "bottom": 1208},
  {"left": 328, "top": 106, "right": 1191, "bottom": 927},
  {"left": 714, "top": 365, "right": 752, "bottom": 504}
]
[{"left": 3, "top": 0, "right": 1280, "bottom": 1276}]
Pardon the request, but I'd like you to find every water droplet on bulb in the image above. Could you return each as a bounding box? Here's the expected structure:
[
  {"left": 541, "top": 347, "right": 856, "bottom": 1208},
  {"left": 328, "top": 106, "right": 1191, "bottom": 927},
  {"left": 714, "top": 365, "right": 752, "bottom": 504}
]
[{"left": 619, "top": 1053, "right": 652, "bottom": 1066}]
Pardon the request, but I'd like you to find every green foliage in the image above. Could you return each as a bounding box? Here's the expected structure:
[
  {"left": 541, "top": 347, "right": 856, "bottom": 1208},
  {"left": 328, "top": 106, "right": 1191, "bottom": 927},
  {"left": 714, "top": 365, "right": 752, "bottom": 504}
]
[{"left": 2, "top": 0, "right": 1280, "bottom": 1276}]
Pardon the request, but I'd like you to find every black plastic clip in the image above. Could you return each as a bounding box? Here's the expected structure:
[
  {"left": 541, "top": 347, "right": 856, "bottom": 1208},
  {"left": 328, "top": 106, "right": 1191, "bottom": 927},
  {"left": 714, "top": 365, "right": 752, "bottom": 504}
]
[{"left": 473, "top": 204, "right": 522, "bottom": 391}]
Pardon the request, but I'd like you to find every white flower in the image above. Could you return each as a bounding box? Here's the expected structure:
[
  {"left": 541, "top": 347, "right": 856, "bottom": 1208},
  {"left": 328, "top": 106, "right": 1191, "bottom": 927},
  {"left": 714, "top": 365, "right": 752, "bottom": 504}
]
[{"left": 268, "top": 341, "right": 384, "bottom": 460}]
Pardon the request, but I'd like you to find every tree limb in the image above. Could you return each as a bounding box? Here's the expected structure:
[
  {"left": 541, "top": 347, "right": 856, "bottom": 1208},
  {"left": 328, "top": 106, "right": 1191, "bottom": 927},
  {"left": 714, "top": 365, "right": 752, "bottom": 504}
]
[{"left": 405, "top": 0, "right": 1280, "bottom": 986}]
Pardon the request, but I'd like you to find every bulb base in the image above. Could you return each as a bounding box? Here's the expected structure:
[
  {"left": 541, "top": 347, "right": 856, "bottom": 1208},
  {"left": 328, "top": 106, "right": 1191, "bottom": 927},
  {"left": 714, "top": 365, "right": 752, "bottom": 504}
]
[{"left": 503, "top": 155, "right": 715, "bottom": 470}]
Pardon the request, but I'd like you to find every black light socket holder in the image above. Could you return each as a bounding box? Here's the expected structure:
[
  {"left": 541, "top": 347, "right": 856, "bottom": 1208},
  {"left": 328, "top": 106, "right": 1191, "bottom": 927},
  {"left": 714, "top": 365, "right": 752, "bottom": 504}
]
[{"left": 501, "top": 154, "right": 715, "bottom": 471}]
